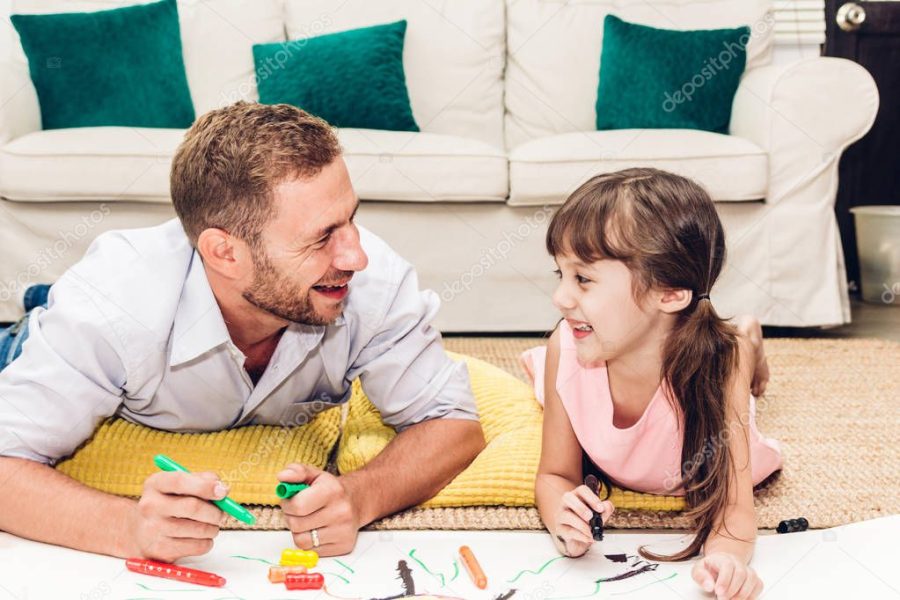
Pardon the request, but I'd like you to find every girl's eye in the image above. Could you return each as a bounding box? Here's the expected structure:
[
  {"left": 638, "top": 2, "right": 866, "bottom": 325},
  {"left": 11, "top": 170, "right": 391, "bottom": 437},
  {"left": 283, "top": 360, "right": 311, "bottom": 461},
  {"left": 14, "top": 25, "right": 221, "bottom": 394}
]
[
  {"left": 552, "top": 268, "right": 562, "bottom": 279},
  {"left": 576, "top": 275, "right": 591, "bottom": 284}
]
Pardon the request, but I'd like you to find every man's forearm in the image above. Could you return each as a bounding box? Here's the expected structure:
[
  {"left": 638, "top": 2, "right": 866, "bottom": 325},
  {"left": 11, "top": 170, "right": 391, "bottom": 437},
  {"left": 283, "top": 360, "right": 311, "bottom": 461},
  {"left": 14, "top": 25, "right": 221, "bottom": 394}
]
[
  {"left": 340, "top": 418, "right": 485, "bottom": 525},
  {"left": 0, "top": 457, "right": 136, "bottom": 556}
]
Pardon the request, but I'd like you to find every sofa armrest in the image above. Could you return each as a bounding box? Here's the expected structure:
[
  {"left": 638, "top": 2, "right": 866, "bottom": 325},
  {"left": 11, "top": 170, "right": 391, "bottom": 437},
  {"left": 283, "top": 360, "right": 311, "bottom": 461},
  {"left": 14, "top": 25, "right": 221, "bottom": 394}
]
[
  {"left": 728, "top": 57, "right": 878, "bottom": 327},
  {"left": 730, "top": 57, "right": 878, "bottom": 205},
  {"left": 0, "top": 60, "right": 41, "bottom": 145}
]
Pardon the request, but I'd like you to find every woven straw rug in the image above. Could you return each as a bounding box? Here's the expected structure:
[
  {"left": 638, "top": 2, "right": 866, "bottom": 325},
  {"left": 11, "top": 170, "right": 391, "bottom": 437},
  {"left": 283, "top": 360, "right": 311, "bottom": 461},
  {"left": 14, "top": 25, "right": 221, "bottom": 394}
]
[{"left": 239, "top": 337, "right": 899, "bottom": 532}]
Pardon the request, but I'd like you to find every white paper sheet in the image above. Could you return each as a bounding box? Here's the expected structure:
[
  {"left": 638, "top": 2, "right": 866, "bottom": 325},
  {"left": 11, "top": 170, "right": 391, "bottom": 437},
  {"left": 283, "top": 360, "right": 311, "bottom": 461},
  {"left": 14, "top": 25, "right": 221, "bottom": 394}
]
[{"left": 0, "top": 516, "right": 896, "bottom": 599}]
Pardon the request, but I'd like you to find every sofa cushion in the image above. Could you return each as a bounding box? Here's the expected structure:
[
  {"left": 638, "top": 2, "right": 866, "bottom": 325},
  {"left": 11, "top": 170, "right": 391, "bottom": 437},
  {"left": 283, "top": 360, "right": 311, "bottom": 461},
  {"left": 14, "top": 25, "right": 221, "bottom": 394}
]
[
  {"left": 0, "top": 127, "right": 508, "bottom": 204},
  {"left": 6, "top": 0, "right": 285, "bottom": 117},
  {"left": 339, "top": 129, "right": 508, "bottom": 203},
  {"left": 255, "top": 21, "right": 419, "bottom": 132},
  {"left": 508, "top": 129, "right": 767, "bottom": 206},
  {"left": 284, "top": 0, "right": 505, "bottom": 150},
  {"left": 505, "top": 0, "right": 774, "bottom": 149},
  {"left": 595, "top": 15, "right": 750, "bottom": 134},
  {"left": 10, "top": 0, "right": 195, "bottom": 130}
]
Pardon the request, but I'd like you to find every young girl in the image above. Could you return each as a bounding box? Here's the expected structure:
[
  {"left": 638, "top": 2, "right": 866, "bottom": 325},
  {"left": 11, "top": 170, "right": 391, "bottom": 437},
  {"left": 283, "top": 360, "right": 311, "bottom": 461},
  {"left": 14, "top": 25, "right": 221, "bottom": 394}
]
[{"left": 523, "top": 168, "right": 782, "bottom": 600}]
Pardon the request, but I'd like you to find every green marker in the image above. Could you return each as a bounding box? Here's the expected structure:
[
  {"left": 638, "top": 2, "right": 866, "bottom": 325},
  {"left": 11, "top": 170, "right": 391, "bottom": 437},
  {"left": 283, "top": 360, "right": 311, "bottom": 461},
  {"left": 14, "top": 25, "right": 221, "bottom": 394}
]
[
  {"left": 275, "top": 482, "right": 309, "bottom": 499},
  {"left": 153, "top": 454, "right": 256, "bottom": 525}
]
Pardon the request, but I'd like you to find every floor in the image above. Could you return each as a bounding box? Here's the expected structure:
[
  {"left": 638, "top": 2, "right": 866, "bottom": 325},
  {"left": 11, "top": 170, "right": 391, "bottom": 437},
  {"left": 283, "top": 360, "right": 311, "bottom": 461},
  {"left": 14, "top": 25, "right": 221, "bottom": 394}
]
[{"left": 763, "top": 297, "right": 900, "bottom": 342}]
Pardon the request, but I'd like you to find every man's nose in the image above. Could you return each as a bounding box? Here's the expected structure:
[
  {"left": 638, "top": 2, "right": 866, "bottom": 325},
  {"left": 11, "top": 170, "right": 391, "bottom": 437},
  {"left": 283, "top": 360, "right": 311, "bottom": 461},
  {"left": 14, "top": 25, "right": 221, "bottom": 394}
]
[{"left": 333, "top": 226, "right": 368, "bottom": 273}]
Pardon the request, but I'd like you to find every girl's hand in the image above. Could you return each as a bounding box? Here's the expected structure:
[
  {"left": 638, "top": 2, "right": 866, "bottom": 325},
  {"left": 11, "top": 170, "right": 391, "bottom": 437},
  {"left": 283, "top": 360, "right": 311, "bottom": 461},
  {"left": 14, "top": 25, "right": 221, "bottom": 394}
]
[
  {"left": 733, "top": 315, "right": 769, "bottom": 396},
  {"left": 551, "top": 485, "right": 614, "bottom": 558},
  {"left": 692, "top": 552, "right": 763, "bottom": 599}
]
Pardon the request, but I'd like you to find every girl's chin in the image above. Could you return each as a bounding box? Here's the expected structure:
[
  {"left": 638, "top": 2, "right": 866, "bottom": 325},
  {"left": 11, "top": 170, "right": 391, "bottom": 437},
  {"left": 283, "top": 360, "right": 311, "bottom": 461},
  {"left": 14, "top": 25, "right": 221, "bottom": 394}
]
[{"left": 574, "top": 343, "right": 608, "bottom": 368}]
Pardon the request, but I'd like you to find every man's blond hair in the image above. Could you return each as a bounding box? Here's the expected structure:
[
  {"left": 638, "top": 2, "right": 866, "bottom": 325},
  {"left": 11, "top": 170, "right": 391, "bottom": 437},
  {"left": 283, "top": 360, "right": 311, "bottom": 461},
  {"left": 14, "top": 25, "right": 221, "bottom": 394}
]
[{"left": 170, "top": 101, "right": 342, "bottom": 247}]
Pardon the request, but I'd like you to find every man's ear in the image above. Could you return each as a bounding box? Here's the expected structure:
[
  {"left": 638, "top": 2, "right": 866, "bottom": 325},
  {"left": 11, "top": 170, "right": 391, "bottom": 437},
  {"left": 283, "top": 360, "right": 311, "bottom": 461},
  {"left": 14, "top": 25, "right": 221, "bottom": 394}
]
[
  {"left": 658, "top": 288, "right": 693, "bottom": 314},
  {"left": 196, "top": 228, "right": 250, "bottom": 280}
]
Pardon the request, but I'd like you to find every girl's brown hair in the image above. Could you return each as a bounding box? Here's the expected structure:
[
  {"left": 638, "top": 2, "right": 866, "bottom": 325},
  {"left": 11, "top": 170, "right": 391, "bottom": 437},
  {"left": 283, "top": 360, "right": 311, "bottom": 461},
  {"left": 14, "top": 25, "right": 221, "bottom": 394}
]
[{"left": 547, "top": 168, "right": 742, "bottom": 561}]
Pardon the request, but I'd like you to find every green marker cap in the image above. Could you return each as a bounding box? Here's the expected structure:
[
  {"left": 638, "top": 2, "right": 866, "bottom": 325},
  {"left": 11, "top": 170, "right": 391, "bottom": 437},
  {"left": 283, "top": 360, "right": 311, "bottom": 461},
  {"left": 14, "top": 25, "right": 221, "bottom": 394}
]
[
  {"left": 153, "top": 454, "right": 256, "bottom": 525},
  {"left": 276, "top": 482, "right": 309, "bottom": 499}
]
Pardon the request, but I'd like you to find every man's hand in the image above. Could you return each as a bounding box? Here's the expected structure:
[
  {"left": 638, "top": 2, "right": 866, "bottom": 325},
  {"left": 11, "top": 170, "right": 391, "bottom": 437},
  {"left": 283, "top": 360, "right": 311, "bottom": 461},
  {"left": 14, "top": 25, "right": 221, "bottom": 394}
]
[
  {"left": 733, "top": 315, "right": 769, "bottom": 397},
  {"left": 279, "top": 463, "right": 361, "bottom": 556},
  {"left": 124, "top": 471, "right": 226, "bottom": 562}
]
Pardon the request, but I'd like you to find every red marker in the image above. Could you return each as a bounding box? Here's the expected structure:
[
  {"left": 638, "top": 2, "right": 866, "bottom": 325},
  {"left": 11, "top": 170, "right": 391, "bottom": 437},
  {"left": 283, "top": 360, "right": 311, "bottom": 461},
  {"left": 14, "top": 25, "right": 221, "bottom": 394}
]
[
  {"left": 125, "top": 558, "right": 226, "bottom": 588},
  {"left": 285, "top": 572, "right": 325, "bottom": 590}
]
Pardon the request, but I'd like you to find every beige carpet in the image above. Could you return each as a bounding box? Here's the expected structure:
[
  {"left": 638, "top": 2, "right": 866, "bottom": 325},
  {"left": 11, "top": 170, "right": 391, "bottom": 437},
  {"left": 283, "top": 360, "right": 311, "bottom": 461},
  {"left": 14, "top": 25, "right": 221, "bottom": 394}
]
[{"left": 238, "top": 337, "right": 899, "bottom": 531}]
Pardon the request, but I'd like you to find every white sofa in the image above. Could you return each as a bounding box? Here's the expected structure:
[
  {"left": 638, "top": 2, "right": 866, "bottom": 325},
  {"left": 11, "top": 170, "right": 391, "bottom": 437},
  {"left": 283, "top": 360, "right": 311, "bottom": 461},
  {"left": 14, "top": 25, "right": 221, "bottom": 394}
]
[{"left": 0, "top": 0, "right": 878, "bottom": 331}]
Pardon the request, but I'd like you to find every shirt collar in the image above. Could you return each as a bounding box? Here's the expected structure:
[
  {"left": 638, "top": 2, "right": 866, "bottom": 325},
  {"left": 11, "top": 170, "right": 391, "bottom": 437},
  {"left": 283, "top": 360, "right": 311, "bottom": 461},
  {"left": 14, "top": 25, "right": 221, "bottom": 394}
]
[
  {"left": 169, "top": 251, "right": 349, "bottom": 367},
  {"left": 169, "top": 251, "right": 231, "bottom": 367}
]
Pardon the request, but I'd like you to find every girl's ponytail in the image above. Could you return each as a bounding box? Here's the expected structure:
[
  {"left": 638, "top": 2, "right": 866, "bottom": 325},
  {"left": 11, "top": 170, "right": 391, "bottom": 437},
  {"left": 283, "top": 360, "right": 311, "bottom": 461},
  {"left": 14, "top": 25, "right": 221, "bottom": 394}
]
[{"left": 642, "top": 295, "right": 738, "bottom": 561}]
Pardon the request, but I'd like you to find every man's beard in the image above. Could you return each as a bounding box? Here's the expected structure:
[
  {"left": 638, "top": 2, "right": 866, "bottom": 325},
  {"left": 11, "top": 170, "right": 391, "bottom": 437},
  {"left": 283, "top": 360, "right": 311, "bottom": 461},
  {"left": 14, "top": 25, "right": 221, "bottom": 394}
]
[{"left": 242, "top": 248, "right": 342, "bottom": 326}]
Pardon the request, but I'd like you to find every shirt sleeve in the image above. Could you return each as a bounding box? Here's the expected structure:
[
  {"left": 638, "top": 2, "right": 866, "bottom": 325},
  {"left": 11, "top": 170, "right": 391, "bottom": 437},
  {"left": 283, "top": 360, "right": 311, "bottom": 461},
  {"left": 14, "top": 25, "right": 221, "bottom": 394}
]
[
  {"left": 0, "top": 276, "right": 126, "bottom": 464},
  {"left": 347, "top": 258, "right": 479, "bottom": 432}
]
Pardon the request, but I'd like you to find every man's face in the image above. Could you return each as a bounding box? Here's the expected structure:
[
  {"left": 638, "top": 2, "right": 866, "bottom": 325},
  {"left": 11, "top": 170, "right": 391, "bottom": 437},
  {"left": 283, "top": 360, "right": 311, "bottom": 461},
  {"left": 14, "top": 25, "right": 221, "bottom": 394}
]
[{"left": 242, "top": 158, "right": 368, "bottom": 326}]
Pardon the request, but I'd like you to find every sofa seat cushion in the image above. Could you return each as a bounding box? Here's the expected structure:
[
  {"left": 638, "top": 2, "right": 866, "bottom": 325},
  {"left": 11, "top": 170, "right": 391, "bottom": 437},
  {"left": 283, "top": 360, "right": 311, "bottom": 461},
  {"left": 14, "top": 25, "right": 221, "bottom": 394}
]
[
  {"left": 338, "top": 129, "right": 508, "bottom": 202},
  {"left": 508, "top": 129, "right": 767, "bottom": 207},
  {"left": 0, "top": 127, "right": 509, "bottom": 204},
  {"left": 0, "top": 127, "right": 182, "bottom": 203}
]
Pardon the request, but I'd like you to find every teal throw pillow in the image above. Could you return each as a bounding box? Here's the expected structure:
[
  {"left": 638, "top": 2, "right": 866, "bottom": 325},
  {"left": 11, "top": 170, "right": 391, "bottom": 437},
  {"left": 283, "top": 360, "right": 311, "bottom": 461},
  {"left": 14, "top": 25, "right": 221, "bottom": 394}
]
[
  {"left": 254, "top": 20, "right": 419, "bottom": 132},
  {"left": 11, "top": 0, "right": 195, "bottom": 130},
  {"left": 595, "top": 15, "right": 750, "bottom": 133}
]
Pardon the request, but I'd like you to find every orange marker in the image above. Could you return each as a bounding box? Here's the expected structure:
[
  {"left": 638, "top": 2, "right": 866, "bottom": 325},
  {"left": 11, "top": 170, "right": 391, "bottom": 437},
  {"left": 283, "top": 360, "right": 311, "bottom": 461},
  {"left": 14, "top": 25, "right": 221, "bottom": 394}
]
[
  {"left": 459, "top": 545, "right": 487, "bottom": 589},
  {"left": 267, "top": 565, "right": 307, "bottom": 583}
]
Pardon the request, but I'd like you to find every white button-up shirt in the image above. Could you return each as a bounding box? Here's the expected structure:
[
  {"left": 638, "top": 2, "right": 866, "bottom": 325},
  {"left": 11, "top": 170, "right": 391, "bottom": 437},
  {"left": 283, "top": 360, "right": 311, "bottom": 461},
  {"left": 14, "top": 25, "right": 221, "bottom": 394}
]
[{"left": 0, "top": 219, "right": 477, "bottom": 464}]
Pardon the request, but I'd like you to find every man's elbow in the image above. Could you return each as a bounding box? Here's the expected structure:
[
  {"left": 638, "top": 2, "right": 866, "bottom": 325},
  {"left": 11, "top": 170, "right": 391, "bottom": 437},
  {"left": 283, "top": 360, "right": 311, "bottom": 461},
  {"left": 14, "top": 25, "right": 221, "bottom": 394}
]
[{"left": 462, "top": 418, "right": 487, "bottom": 458}]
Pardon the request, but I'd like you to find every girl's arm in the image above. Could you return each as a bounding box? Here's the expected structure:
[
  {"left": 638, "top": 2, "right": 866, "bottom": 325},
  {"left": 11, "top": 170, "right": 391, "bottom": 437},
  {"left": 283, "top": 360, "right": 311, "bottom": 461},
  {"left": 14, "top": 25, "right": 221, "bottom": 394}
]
[
  {"left": 692, "top": 334, "right": 764, "bottom": 599},
  {"left": 535, "top": 326, "right": 613, "bottom": 557}
]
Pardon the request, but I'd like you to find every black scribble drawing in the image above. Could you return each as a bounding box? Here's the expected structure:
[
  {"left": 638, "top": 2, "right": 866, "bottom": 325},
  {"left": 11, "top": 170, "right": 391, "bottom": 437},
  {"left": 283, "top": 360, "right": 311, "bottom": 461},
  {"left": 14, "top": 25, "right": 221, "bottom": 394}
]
[
  {"left": 397, "top": 560, "right": 415, "bottom": 595},
  {"left": 493, "top": 590, "right": 518, "bottom": 600},
  {"left": 597, "top": 559, "right": 659, "bottom": 583},
  {"left": 604, "top": 553, "right": 628, "bottom": 563}
]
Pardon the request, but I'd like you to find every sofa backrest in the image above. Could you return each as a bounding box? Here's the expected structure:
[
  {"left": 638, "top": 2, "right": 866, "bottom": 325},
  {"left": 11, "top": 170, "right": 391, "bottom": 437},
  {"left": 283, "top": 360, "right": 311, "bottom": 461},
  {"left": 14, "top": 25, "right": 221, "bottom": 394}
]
[
  {"left": 284, "top": 0, "right": 506, "bottom": 150},
  {"left": 5, "top": 0, "right": 285, "bottom": 119},
  {"left": 504, "top": 0, "right": 775, "bottom": 149}
]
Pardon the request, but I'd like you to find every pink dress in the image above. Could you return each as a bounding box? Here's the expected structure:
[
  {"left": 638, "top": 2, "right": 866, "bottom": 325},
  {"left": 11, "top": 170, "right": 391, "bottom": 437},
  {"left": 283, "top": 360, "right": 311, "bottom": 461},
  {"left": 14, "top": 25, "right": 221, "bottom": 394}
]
[{"left": 522, "top": 320, "right": 783, "bottom": 495}]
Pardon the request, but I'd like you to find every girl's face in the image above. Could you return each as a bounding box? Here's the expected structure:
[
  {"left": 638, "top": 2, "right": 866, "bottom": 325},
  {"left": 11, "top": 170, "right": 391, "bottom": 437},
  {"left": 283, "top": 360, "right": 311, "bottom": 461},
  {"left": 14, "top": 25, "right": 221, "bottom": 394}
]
[{"left": 552, "top": 252, "right": 662, "bottom": 366}]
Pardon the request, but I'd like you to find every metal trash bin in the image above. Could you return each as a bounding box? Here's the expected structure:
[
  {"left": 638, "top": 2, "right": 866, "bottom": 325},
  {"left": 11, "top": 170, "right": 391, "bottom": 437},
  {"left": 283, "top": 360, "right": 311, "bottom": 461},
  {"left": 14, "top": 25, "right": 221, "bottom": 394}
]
[{"left": 851, "top": 206, "right": 900, "bottom": 305}]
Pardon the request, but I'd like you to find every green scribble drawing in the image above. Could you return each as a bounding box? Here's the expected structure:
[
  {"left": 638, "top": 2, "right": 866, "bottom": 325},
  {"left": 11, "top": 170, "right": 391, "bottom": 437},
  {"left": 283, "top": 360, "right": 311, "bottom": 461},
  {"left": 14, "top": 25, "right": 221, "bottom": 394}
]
[
  {"left": 334, "top": 559, "right": 356, "bottom": 574},
  {"left": 408, "top": 548, "right": 446, "bottom": 587},
  {"left": 230, "top": 554, "right": 275, "bottom": 565},
  {"left": 135, "top": 582, "right": 202, "bottom": 592},
  {"left": 450, "top": 559, "right": 460, "bottom": 582},
  {"left": 507, "top": 556, "right": 566, "bottom": 583},
  {"left": 611, "top": 572, "right": 678, "bottom": 595},
  {"left": 545, "top": 581, "right": 602, "bottom": 600},
  {"left": 322, "top": 571, "right": 352, "bottom": 585}
]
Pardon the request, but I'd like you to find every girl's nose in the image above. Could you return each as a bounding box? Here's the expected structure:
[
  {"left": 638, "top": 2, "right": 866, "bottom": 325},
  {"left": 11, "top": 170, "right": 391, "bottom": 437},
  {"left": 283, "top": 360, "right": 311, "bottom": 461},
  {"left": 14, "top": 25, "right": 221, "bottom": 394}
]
[{"left": 552, "top": 284, "right": 575, "bottom": 311}]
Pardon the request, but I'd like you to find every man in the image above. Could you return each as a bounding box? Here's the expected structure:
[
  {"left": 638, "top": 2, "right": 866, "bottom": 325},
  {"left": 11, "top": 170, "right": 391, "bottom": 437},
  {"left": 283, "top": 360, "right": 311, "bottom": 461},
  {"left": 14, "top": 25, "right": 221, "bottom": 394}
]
[{"left": 0, "top": 102, "right": 485, "bottom": 561}]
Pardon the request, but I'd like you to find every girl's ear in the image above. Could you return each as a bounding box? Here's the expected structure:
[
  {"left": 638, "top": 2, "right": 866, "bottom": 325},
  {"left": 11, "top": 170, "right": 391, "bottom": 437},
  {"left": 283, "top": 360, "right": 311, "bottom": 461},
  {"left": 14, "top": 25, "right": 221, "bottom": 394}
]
[{"left": 657, "top": 288, "right": 692, "bottom": 314}]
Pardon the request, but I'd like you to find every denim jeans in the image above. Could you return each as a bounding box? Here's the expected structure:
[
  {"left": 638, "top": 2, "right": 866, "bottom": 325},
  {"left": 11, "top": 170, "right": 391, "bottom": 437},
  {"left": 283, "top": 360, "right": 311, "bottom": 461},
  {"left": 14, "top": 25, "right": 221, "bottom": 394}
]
[{"left": 0, "top": 284, "right": 51, "bottom": 371}]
